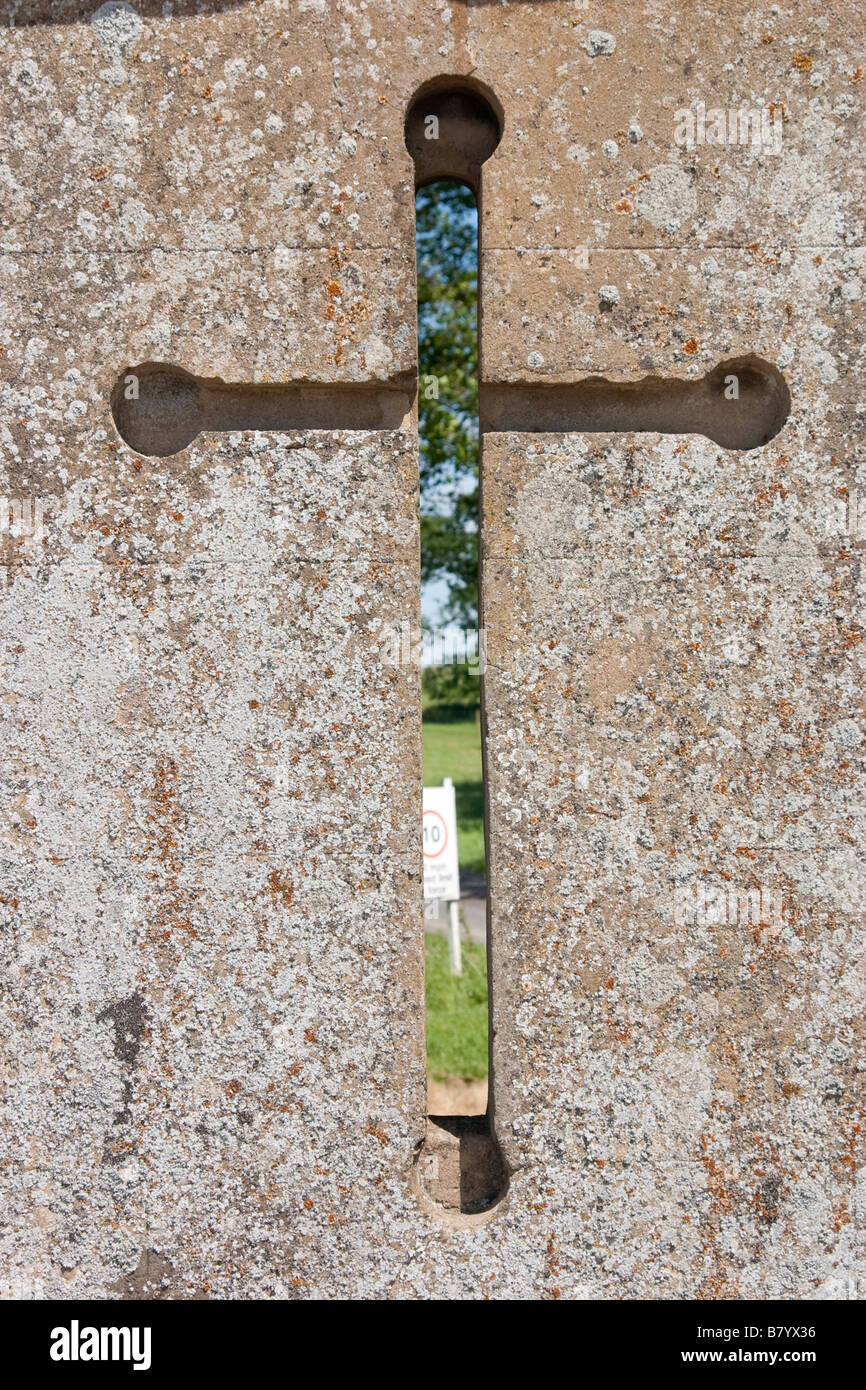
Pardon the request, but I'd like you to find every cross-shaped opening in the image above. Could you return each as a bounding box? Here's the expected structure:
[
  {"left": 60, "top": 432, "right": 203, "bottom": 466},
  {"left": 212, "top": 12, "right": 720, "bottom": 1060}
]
[{"left": 105, "top": 73, "right": 793, "bottom": 1226}]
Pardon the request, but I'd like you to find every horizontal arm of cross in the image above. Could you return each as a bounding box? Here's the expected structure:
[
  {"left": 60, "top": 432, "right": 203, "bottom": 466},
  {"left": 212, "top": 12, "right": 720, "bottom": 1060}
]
[
  {"left": 112, "top": 354, "right": 788, "bottom": 458},
  {"left": 112, "top": 361, "right": 416, "bottom": 457}
]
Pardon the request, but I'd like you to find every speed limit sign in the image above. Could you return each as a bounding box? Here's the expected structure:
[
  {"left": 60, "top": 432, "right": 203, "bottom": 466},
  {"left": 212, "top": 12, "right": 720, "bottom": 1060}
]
[
  {"left": 423, "top": 808, "right": 448, "bottom": 858},
  {"left": 422, "top": 780, "right": 460, "bottom": 902}
]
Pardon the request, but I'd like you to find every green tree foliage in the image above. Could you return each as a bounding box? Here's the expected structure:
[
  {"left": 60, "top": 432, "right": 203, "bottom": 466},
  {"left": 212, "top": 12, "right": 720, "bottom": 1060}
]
[
  {"left": 422, "top": 661, "right": 482, "bottom": 719},
  {"left": 417, "top": 180, "right": 479, "bottom": 628}
]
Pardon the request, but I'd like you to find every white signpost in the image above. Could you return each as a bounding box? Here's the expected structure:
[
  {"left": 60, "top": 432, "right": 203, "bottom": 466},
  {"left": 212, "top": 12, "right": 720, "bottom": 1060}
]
[{"left": 422, "top": 777, "right": 462, "bottom": 974}]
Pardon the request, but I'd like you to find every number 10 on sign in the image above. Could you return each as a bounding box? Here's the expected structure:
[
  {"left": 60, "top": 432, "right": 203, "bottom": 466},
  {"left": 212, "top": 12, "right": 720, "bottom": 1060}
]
[{"left": 422, "top": 779, "right": 462, "bottom": 973}]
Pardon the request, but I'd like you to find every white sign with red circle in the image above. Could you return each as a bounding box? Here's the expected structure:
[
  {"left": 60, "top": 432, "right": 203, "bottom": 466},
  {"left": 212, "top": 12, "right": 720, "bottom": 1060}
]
[{"left": 422, "top": 781, "right": 460, "bottom": 902}]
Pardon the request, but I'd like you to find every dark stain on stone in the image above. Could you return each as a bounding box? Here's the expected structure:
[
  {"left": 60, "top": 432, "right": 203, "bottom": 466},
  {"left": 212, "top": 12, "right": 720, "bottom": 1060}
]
[
  {"left": 111, "top": 1079, "right": 134, "bottom": 1128},
  {"left": 98, "top": 993, "right": 147, "bottom": 1159},
  {"left": 111, "top": 1248, "right": 178, "bottom": 1301},
  {"left": 98, "top": 992, "right": 147, "bottom": 1068},
  {"left": 760, "top": 1173, "right": 783, "bottom": 1223}
]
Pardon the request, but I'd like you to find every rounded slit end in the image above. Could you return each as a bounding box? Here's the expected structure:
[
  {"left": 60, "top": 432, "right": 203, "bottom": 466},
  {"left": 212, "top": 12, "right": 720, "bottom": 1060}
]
[
  {"left": 479, "top": 355, "right": 791, "bottom": 450},
  {"left": 405, "top": 76, "right": 504, "bottom": 193},
  {"left": 111, "top": 362, "right": 203, "bottom": 458}
]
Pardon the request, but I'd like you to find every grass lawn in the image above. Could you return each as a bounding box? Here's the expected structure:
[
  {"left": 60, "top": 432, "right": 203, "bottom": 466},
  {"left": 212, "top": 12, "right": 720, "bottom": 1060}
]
[
  {"left": 422, "top": 716, "right": 485, "bottom": 876},
  {"left": 425, "top": 933, "right": 489, "bottom": 1081}
]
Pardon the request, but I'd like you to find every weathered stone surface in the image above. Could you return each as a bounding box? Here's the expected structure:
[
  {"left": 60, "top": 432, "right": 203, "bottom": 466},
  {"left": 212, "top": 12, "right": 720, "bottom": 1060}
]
[
  {"left": 482, "top": 247, "right": 866, "bottom": 386},
  {"left": 482, "top": 427, "right": 862, "bottom": 1295},
  {"left": 1, "top": 0, "right": 863, "bottom": 1300}
]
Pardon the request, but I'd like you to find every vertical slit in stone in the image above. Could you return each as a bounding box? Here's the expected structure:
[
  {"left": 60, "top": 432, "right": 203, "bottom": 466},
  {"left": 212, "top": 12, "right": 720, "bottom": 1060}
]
[{"left": 406, "top": 79, "right": 508, "bottom": 1223}]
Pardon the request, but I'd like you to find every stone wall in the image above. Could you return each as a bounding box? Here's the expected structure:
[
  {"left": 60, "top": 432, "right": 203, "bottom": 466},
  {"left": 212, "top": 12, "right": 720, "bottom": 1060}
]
[{"left": 1, "top": 0, "right": 862, "bottom": 1299}]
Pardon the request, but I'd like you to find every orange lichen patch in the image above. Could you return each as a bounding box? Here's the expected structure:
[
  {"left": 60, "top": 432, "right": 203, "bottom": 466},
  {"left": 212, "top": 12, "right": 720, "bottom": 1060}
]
[
  {"left": 697, "top": 1134, "right": 741, "bottom": 1297},
  {"left": 830, "top": 1198, "right": 852, "bottom": 1234},
  {"left": 328, "top": 242, "right": 352, "bottom": 271},
  {"left": 322, "top": 249, "right": 370, "bottom": 366},
  {"left": 683, "top": 337, "right": 699, "bottom": 354},
  {"left": 151, "top": 760, "right": 182, "bottom": 870},
  {"left": 267, "top": 869, "right": 294, "bottom": 908},
  {"left": 835, "top": 1117, "right": 863, "bottom": 1178},
  {"left": 365, "top": 1123, "right": 388, "bottom": 1146},
  {"left": 614, "top": 198, "right": 633, "bottom": 214},
  {"left": 144, "top": 758, "right": 198, "bottom": 940},
  {"left": 89, "top": 166, "right": 109, "bottom": 181},
  {"left": 745, "top": 241, "right": 778, "bottom": 265},
  {"left": 753, "top": 477, "right": 788, "bottom": 514},
  {"left": 792, "top": 53, "right": 813, "bottom": 71}
]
